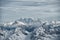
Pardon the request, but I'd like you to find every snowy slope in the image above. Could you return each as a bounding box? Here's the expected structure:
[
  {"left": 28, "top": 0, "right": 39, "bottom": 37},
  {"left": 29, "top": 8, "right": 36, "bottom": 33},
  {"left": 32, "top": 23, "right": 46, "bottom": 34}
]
[{"left": 0, "top": 18, "right": 60, "bottom": 40}]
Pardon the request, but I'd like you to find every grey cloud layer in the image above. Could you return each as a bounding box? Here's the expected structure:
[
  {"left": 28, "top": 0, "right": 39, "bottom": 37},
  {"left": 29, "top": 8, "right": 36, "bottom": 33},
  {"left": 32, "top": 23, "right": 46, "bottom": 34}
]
[
  {"left": 0, "top": 0, "right": 60, "bottom": 7},
  {"left": 0, "top": 0, "right": 60, "bottom": 22}
]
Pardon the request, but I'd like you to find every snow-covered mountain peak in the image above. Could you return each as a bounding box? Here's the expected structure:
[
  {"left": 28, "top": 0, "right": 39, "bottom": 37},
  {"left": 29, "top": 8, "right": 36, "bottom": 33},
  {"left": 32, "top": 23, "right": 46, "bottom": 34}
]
[
  {"left": 3, "top": 21, "right": 27, "bottom": 26},
  {"left": 0, "top": 18, "right": 60, "bottom": 40},
  {"left": 12, "top": 21, "right": 27, "bottom": 26}
]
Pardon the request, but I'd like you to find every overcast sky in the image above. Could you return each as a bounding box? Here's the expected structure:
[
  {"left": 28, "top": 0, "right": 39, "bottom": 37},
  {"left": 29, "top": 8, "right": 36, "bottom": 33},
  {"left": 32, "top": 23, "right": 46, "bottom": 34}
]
[{"left": 0, "top": 0, "right": 60, "bottom": 23}]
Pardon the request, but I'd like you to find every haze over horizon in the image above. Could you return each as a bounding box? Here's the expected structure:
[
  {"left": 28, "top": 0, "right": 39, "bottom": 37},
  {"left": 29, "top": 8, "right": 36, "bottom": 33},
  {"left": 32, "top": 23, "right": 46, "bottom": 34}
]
[{"left": 0, "top": 0, "right": 60, "bottom": 23}]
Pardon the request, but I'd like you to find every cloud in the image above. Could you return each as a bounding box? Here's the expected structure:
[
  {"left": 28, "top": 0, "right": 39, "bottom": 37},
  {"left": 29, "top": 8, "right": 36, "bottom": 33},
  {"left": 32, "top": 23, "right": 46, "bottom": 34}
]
[
  {"left": 1, "top": 0, "right": 59, "bottom": 2},
  {"left": 1, "top": 0, "right": 59, "bottom": 15},
  {"left": 0, "top": 1, "right": 47, "bottom": 7},
  {"left": 0, "top": 0, "right": 60, "bottom": 22},
  {"left": 0, "top": 0, "right": 59, "bottom": 7}
]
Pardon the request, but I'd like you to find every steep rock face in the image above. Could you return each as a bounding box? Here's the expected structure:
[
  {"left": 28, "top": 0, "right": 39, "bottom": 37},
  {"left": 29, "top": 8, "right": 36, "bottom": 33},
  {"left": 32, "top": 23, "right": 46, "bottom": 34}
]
[{"left": 0, "top": 18, "right": 60, "bottom": 40}]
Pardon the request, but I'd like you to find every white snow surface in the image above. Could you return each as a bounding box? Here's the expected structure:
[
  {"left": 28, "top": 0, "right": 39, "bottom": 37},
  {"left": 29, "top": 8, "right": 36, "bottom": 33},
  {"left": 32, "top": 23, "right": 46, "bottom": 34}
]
[{"left": 0, "top": 18, "right": 60, "bottom": 40}]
